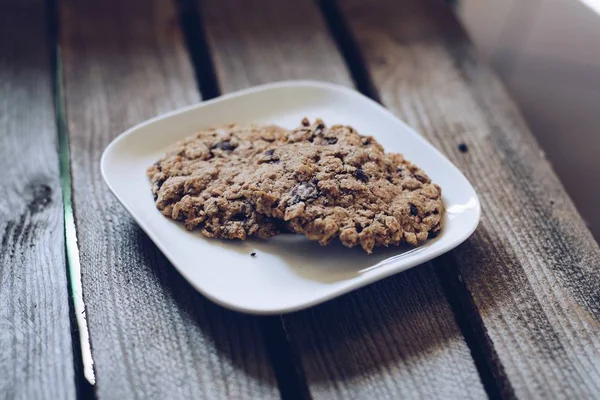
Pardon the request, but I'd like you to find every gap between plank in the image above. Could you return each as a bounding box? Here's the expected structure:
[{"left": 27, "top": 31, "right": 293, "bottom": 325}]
[
  {"left": 434, "top": 256, "right": 510, "bottom": 399},
  {"left": 47, "top": 0, "right": 97, "bottom": 396},
  {"left": 261, "top": 317, "right": 312, "bottom": 400},
  {"left": 316, "top": 0, "right": 381, "bottom": 103},
  {"left": 177, "top": 0, "right": 220, "bottom": 100},
  {"left": 176, "top": 1, "right": 311, "bottom": 398},
  {"left": 316, "top": 1, "right": 507, "bottom": 398}
]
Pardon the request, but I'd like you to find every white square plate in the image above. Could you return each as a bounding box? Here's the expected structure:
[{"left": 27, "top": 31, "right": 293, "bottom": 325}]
[{"left": 101, "top": 81, "right": 480, "bottom": 314}]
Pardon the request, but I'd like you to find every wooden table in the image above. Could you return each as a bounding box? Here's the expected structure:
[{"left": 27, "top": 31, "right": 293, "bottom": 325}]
[{"left": 2, "top": 0, "right": 599, "bottom": 398}]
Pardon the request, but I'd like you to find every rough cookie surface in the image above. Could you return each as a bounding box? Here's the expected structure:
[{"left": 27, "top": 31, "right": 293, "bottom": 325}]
[
  {"left": 147, "top": 124, "right": 289, "bottom": 240},
  {"left": 242, "top": 119, "right": 444, "bottom": 252}
]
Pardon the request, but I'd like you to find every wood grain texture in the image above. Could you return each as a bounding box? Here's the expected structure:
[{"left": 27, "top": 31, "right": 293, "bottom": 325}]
[
  {"left": 337, "top": 0, "right": 600, "bottom": 397},
  {"left": 0, "top": 1, "right": 76, "bottom": 399},
  {"left": 59, "top": 0, "right": 278, "bottom": 398},
  {"left": 202, "top": 0, "right": 352, "bottom": 92},
  {"left": 200, "top": 1, "right": 486, "bottom": 398}
]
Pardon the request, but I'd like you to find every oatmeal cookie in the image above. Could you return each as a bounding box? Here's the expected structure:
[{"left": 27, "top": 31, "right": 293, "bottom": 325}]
[
  {"left": 243, "top": 119, "right": 444, "bottom": 252},
  {"left": 147, "top": 124, "right": 289, "bottom": 239}
]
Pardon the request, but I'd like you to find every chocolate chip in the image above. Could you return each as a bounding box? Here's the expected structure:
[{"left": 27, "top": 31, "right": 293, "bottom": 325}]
[
  {"left": 258, "top": 148, "right": 279, "bottom": 164},
  {"left": 289, "top": 182, "right": 318, "bottom": 204},
  {"left": 220, "top": 141, "right": 235, "bottom": 151},
  {"left": 250, "top": 252, "right": 256, "bottom": 257},
  {"left": 153, "top": 162, "right": 162, "bottom": 172},
  {"left": 428, "top": 230, "right": 440, "bottom": 239},
  {"left": 301, "top": 117, "right": 310, "bottom": 127},
  {"left": 397, "top": 167, "right": 404, "bottom": 174},
  {"left": 153, "top": 192, "right": 158, "bottom": 201},
  {"left": 410, "top": 204, "right": 418, "bottom": 216},
  {"left": 458, "top": 143, "right": 468, "bottom": 153},
  {"left": 326, "top": 137, "right": 338, "bottom": 145},
  {"left": 413, "top": 174, "right": 428, "bottom": 183},
  {"left": 231, "top": 213, "right": 247, "bottom": 221},
  {"left": 354, "top": 168, "right": 369, "bottom": 182},
  {"left": 258, "top": 157, "right": 279, "bottom": 164},
  {"left": 360, "top": 135, "right": 371, "bottom": 145},
  {"left": 155, "top": 178, "right": 165, "bottom": 190},
  {"left": 211, "top": 140, "right": 235, "bottom": 151},
  {"left": 314, "top": 123, "right": 325, "bottom": 135}
]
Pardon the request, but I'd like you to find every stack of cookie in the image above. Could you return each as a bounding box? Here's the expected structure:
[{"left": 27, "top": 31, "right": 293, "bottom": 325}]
[{"left": 147, "top": 118, "right": 443, "bottom": 253}]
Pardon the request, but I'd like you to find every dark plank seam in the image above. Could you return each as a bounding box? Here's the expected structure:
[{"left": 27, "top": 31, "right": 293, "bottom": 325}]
[
  {"left": 177, "top": 0, "right": 220, "bottom": 100},
  {"left": 434, "top": 255, "right": 512, "bottom": 400},
  {"left": 262, "top": 316, "right": 312, "bottom": 400},
  {"left": 48, "top": 0, "right": 97, "bottom": 397},
  {"left": 316, "top": 0, "right": 380, "bottom": 102},
  {"left": 316, "top": 0, "right": 507, "bottom": 398},
  {"left": 175, "top": 1, "right": 311, "bottom": 398}
]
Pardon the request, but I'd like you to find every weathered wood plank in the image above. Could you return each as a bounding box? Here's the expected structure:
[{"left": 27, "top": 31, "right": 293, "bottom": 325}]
[
  {"left": 59, "top": 0, "right": 279, "bottom": 398},
  {"left": 337, "top": 0, "right": 600, "bottom": 397},
  {"left": 0, "top": 1, "right": 76, "bottom": 399},
  {"left": 200, "top": 1, "right": 486, "bottom": 398},
  {"left": 203, "top": 0, "right": 351, "bottom": 92}
]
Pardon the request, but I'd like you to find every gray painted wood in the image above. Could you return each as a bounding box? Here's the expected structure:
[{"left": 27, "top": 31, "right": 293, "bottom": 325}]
[
  {"left": 59, "top": 0, "right": 279, "bottom": 398},
  {"left": 200, "top": 1, "right": 486, "bottom": 398},
  {"left": 0, "top": 1, "right": 76, "bottom": 399},
  {"left": 338, "top": 0, "right": 600, "bottom": 397}
]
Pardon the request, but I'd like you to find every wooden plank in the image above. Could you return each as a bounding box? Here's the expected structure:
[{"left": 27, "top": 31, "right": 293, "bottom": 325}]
[
  {"left": 0, "top": 1, "right": 76, "bottom": 399},
  {"left": 59, "top": 0, "right": 279, "bottom": 398},
  {"left": 200, "top": 1, "right": 487, "bottom": 398},
  {"left": 337, "top": 0, "right": 600, "bottom": 397},
  {"left": 203, "top": 0, "right": 352, "bottom": 92}
]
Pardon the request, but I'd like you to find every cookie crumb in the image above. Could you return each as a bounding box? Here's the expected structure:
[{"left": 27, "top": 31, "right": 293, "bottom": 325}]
[
  {"left": 250, "top": 252, "right": 256, "bottom": 257},
  {"left": 458, "top": 143, "right": 468, "bottom": 153}
]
